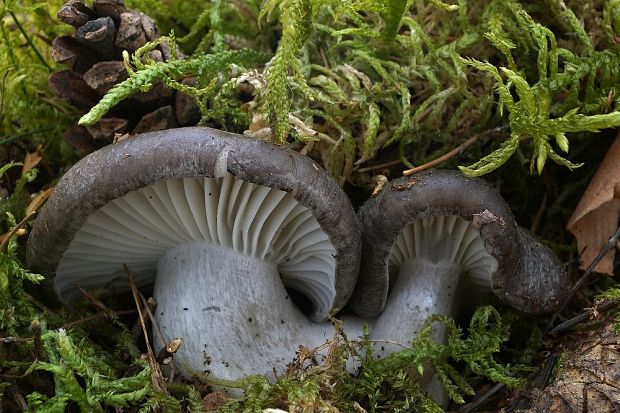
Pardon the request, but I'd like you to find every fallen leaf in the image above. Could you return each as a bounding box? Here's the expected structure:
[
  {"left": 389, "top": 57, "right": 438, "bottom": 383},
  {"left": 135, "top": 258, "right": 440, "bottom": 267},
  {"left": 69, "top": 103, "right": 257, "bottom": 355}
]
[
  {"left": 567, "top": 132, "right": 620, "bottom": 275},
  {"left": 203, "top": 391, "right": 228, "bottom": 411},
  {"left": 22, "top": 149, "right": 43, "bottom": 175},
  {"left": 26, "top": 187, "right": 54, "bottom": 216}
]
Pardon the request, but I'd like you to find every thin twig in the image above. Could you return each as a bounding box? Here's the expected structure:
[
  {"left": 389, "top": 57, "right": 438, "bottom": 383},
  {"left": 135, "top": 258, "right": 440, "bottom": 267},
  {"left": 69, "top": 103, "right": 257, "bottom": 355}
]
[
  {"left": 504, "top": 349, "right": 562, "bottom": 412},
  {"left": 63, "top": 309, "right": 136, "bottom": 329},
  {"left": 31, "top": 320, "right": 43, "bottom": 360},
  {"left": 25, "top": 293, "right": 58, "bottom": 319},
  {"left": 547, "top": 224, "right": 620, "bottom": 330},
  {"left": 124, "top": 264, "right": 167, "bottom": 393},
  {"left": 74, "top": 284, "right": 111, "bottom": 313},
  {"left": 299, "top": 140, "right": 314, "bottom": 156},
  {"left": 403, "top": 134, "right": 480, "bottom": 176},
  {"left": 7, "top": 383, "right": 27, "bottom": 412},
  {"left": 402, "top": 125, "right": 508, "bottom": 176},
  {"left": 529, "top": 190, "right": 548, "bottom": 235},
  {"left": 130, "top": 297, "right": 157, "bottom": 341},
  {"left": 137, "top": 294, "right": 166, "bottom": 350},
  {"left": 549, "top": 298, "right": 620, "bottom": 334},
  {"left": 357, "top": 158, "right": 403, "bottom": 173},
  {"left": 459, "top": 383, "right": 505, "bottom": 413},
  {"left": 357, "top": 126, "right": 509, "bottom": 174},
  {"left": 0, "top": 336, "right": 32, "bottom": 344},
  {"left": 0, "top": 128, "right": 54, "bottom": 146},
  {"left": 0, "top": 70, "right": 9, "bottom": 115},
  {"left": 532, "top": 349, "right": 561, "bottom": 390}
]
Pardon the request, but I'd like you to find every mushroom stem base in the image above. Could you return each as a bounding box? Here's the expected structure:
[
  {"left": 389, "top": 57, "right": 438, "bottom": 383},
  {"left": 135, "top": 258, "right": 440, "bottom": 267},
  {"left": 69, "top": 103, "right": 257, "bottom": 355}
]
[{"left": 153, "top": 242, "right": 355, "bottom": 381}]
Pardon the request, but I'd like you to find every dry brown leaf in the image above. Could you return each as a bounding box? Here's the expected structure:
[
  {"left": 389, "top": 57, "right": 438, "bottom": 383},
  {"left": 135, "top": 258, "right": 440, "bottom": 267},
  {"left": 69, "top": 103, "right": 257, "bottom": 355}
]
[
  {"left": 26, "top": 187, "right": 55, "bottom": 216},
  {"left": 22, "top": 149, "right": 43, "bottom": 175},
  {"left": 567, "top": 132, "right": 620, "bottom": 275},
  {"left": 203, "top": 392, "right": 228, "bottom": 411}
]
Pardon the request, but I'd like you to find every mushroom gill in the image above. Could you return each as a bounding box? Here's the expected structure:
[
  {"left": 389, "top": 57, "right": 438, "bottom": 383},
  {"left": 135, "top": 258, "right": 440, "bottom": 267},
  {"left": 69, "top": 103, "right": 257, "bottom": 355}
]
[
  {"left": 55, "top": 173, "right": 337, "bottom": 317},
  {"left": 389, "top": 215, "right": 498, "bottom": 293}
]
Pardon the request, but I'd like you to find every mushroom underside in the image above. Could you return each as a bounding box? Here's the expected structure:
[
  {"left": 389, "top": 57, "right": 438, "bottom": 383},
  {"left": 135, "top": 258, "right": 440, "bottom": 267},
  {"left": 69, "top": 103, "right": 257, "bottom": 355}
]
[
  {"left": 56, "top": 174, "right": 337, "bottom": 316},
  {"left": 54, "top": 174, "right": 351, "bottom": 378},
  {"left": 372, "top": 214, "right": 498, "bottom": 348},
  {"left": 389, "top": 215, "right": 498, "bottom": 302}
]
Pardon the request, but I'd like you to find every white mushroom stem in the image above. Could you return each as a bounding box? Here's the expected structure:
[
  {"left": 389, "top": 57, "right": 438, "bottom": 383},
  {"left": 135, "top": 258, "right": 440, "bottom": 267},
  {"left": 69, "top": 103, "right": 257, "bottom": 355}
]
[
  {"left": 154, "top": 241, "right": 362, "bottom": 379},
  {"left": 371, "top": 258, "right": 461, "bottom": 405},
  {"left": 371, "top": 258, "right": 461, "bottom": 350}
]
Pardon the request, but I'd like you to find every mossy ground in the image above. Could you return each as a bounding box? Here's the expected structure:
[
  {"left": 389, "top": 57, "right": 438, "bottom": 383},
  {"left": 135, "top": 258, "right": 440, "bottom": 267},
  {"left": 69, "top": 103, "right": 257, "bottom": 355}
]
[{"left": 2, "top": 0, "right": 620, "bottom": 411}]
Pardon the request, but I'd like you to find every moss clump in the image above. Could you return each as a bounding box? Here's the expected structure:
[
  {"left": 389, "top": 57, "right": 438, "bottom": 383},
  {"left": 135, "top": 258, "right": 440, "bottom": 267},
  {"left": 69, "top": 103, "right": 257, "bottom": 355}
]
[
  {"left": 76, "top": 0, "right": 620, "bottom": 183},
  {"left": 188, "top": 306, "right": 524, "bottom": 413}
]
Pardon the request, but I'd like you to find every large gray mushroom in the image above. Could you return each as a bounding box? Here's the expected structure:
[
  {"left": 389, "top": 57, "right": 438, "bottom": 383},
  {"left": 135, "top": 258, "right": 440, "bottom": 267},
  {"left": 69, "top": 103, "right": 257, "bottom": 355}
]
[
  {"left": 27, "top": 126, "right": 362, "bottom": 380},
  {"left": 350, "top": 170, "right": 568, "bottom": 402}
]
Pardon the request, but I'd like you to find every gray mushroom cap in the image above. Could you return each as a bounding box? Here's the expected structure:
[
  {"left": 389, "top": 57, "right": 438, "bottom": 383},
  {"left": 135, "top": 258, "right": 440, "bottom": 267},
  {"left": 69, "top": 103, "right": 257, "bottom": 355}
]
[
  {"left": 350, "top": 169, "right": 567, "bottom": 318},
  {"left": 27, "top": 126, "right": 362, "bottom": 320}
]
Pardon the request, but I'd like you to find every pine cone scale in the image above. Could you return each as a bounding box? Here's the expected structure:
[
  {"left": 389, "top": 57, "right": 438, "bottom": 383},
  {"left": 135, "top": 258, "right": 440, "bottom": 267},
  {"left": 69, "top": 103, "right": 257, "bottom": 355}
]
[
  {"left": 57, "top": 1, "right": 95, "bottom": 27},
  {"left": 52, "top": 36, "right": 99, "bottom": 74},
  {"left": 75, "top": 17, "right": 118, "bottom": 59}
]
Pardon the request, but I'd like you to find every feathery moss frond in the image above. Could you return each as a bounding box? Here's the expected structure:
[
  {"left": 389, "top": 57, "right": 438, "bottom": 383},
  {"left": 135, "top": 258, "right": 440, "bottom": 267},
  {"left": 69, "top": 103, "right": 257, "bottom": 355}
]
[
  {"left": 79, "top": 47, "right": 268, "bottom": 126},
  {"left": 25, "top": 329, "right": 154, "bottom": 411},
  {"left": 263, "top": 0, "right": 316, "bottom": 143},
  {"left": 459, "top": 3, "right": 620, "bottom": 175}
]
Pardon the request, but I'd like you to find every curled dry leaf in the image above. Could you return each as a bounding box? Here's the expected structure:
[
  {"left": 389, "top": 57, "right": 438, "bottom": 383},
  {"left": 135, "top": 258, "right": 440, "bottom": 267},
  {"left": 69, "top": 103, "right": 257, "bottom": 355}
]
[{"left": 567, "top": 132, "right": 620, "bottom": 275}]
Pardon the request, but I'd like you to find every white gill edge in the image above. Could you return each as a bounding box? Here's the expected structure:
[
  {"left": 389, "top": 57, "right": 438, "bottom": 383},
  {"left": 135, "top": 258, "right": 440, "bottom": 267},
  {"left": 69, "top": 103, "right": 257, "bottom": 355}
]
[
  {"left": 55, "top": 175, "right": 337, "bottom": 314},
  {"left": 390, "top": 215, "right": 498, "bottom": 289}
]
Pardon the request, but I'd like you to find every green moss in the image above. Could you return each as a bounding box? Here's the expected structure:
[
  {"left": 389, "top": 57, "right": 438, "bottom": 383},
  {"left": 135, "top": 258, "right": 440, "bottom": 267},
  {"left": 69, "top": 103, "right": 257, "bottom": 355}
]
[
  {"left": 76, "top": 0, "right": 620, "bottom": 183},
  {"left": 0, "top": 0, "right": 78, "bottom": 167},
  {"left": 208, "top": 306, "right": 525, "bottom": 412}
]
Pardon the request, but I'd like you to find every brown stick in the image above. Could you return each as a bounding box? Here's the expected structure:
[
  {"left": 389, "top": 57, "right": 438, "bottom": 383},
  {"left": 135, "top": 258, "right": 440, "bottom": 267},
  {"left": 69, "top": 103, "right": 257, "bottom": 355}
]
[
  {"left": 402, "top": 134, "right": 479, "bottom": 176},
  {"left": 74, "top": 284, "right": 111, "bottom": 313},
  {"left": 549, "top": 298, "right": 620, "bottom": 334},
  {"left": 357, "top": 159, "right": 403, "bottom": 173},
  {"left": 529, "top": 190, "right": 548, "bottom": 235},
  {"left": 130, "top": 296, "right": 156, "bottom": 341},
  {"left": 25, "top": 293, "right": 58, "bottom": 319},
  {"left": 0, "top": 336, "right": 32, "bottom": 344},
  {"left": 63, "top": 309, "right": 135, "bottom": 328},
  {"left": 401, "top": 125, "right": 509, "bottom": 176}
]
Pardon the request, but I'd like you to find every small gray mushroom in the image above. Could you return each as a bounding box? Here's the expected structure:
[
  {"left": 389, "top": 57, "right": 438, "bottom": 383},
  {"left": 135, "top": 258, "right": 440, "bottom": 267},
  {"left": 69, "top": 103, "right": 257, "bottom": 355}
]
[
  {"left": 350, "top": 170, "right": 568, "bottom": 402},
  {"left": 27, "top": 126, "right": 362, "bottom": 380}
]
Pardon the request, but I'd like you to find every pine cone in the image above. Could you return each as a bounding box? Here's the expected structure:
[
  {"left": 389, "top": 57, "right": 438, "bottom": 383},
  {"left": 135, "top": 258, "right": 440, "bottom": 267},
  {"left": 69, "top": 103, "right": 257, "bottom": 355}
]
[{"left": 50, "top": 0, "right": 200, "bottom": 154}]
